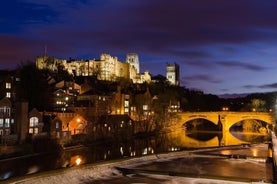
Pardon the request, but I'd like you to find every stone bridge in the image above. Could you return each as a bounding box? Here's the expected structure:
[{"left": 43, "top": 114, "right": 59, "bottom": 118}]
[{"left": 167, "top": 111, "right": 275, "bottom": 146}]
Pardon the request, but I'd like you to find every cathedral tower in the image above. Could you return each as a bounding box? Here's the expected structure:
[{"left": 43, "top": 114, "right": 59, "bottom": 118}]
[
  {"left": 166, "top": 63, "right": 180, "bottom": 86},
  {"left": 126, "top": 53, "right": 140, "bottom": 73}
]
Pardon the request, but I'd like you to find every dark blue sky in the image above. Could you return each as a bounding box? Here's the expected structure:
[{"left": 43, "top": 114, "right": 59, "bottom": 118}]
[{"left": 1, "top": 0, "right": 277, "bottom": 95}]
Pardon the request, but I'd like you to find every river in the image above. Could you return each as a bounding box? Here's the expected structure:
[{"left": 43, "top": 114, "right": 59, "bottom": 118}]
[{"left": 0, "top": 127, "right": 271, "bottom": 181}]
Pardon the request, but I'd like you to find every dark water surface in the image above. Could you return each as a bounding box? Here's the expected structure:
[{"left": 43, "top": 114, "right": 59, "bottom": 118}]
[{"left": 0, "top": 129, "right": 271, "bottom": 181}]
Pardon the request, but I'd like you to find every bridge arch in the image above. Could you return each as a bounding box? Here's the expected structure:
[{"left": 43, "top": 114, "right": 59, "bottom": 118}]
[{"left": 169, "top": 111, "right": 274, "bottom": 145}]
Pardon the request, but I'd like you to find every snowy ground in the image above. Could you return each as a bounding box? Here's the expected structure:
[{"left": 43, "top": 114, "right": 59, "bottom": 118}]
[{"left": 8, "top": 145, "right": 273, "bottom": 184}]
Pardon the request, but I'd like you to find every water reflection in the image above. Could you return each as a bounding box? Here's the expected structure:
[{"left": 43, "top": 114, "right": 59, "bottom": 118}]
[
  {"left": 70, "top": 155, "right": 83, "bottom": 166},
  {"left": 230, "top": 119, "right": 271, "bottom": 142},
  {"left": 27, "top": 165, "right": 40, "bottom": 174},
  {"left": 0, "top": 127, "right": 270, "bottom": 181},
  {"left": 185, "top": 131, "right": 219, "bottom": 141},
  {"left": 184, "top": 118, "right": 222, "bottom": 142}
]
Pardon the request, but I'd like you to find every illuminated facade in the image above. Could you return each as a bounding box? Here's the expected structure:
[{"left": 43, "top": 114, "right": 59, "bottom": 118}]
[
  {"left": 166, "top": 63, "right": 180, "bottom": 86},
  {"left": 36, "top": 53, "right": 151, "bottom": 84}
]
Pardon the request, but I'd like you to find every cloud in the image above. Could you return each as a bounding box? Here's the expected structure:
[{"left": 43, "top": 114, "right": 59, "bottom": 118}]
[
  {"left": 0, "top": 1, "right": 58, "bottom": 33},
  {"left": 215, "top": 61, "right": 267, "bottom": 71},
  {"left": 184, "top": 74, "right": 222, "bottom": 84},
  {"left": 258, "top": 83, "right": 277, "bottom": 89},
  {"left": 1, "top": 0, "right": 277, "bottom": 95},
  {"left": 243, "top": 83, "right": 277, "bottom": 90},
  {"left": 0, "top": 34, "right": 56, "bottom": 68},
  {"left": 8, "top": 0, "right": 277, "bottom": 62},
  {"left": 21, "top": 0, "right": 277, "bottom": 58}
]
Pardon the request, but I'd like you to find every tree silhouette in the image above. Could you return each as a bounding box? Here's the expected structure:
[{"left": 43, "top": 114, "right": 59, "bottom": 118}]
[{"left": 16, "top": 61, "right": 52, "bottom": 111}]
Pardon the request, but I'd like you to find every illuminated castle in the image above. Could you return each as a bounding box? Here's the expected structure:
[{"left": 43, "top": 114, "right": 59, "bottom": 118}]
[{"left": 36, "top": 53, "right": 151, "bottom": 83}]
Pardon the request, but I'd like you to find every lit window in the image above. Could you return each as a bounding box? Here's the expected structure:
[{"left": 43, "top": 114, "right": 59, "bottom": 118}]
[
  {"left": 34, "top": 128, "right": 38, "bottom": 134},
  {"left": 30, "top": 117, "right": 39, "bottom": 127},
  {"left": 124, "top": 100, "right": 129, "bottom": 107},
  {"left": 56, "top": 122, "right": 59, "bottom": 129},
  {"left": 29, "top": 128, "right": 33, "bottom": 134},
  {"left": 6, "top": 83, "right": 11, "bottom": 89},
  {"left": 5, "top": 119, "right": 10, "bottom": 127},
  {"left": 6, "top": 92, "right": 11, "bottom": 98},
  {"left": 0, "top": 107, "right": 10, "bottom": 116},
  {"left": 143, "top": 105, "right": 148, "bottom": 110},
  {"left": 131, "top": 106, "right": 136, "bottom": 112},
  {"left": 0, "top": 119, "right": 3, "bottom": 127}
]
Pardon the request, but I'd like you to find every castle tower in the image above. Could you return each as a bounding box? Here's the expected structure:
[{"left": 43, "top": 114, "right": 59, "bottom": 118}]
[
  {"left": 126, "top": 53, "right": 140, "bottom": 73},
  {"left": 166, "top": 63, "right": 180, "bottom": 86}
]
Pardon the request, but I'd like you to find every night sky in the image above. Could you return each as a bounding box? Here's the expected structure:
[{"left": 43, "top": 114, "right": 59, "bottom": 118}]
[{"left": 1, "top": 0, "right": 277, "bottom": 95}]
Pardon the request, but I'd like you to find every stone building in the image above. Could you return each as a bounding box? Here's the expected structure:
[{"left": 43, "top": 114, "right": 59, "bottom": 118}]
[
  {"left": 166, "top": 63, "right": 180, "bottom": 86},
  {"left": 0, "top": 97, "right": 15, "bottom": 144},
  {"left": 36, "top": 53, "right": 151, "bottom": 84},
  {"left": 0, "top": 71, "right": 20, "bottom": 102}
]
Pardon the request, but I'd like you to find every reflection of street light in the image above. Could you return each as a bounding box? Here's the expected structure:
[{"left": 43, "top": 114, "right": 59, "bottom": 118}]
[{"left": 75, "top": 158, "right": 82, "bottom": 165}]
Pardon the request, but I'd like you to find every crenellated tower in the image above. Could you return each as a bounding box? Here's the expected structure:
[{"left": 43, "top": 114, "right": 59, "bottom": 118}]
[{"left": 126, "top": 53, "right": 140, "bottom": 73}]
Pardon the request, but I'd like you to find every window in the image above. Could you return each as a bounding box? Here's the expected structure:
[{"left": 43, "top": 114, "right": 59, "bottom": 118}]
[
  {"left": 0, "top": 119, "right": 3, "bottom": 127},
  {"left": 34, "top": 128, "right": 38, "bottom": 134},
  {"left": 143, "top": 105, "right": 148, "bottom": 111},
  {"left": 124, "top": 99, "right": 129, "bottom": 107},
  {"left": 131, "top": 106, "right": 136, "bottom": 112},
  {"left": 29, "top": 128, "right": 33, "bottom": 134},
  {"left": 29, "top": 117, "right": 39, "bottom": 127},
  {"left": 29, "top": 117, "right": 39, "bottom": 135},
  {"left": 56, "top": 122, "right": 59, "bottom": 129},
  {"left": 5, "top": 82, "right": 11, "bottom": 89},
  {"left": 5, "top": 119, "right": 10, "bottom": 127},
  {"left": 0, "top": 107, "right": 10, "bottom": 116},
  {"left": 6, "top": 92, "right": 11, "bottom": 98}
]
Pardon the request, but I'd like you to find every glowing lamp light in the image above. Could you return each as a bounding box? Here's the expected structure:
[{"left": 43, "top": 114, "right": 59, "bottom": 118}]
[{"left": 75, "top": 158, "right": 82, "bottom": 165}]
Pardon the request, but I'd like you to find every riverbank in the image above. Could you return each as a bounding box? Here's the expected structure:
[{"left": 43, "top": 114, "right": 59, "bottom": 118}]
[{"left": 6, "top": 143, "right": 272, "bottom": 184}]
